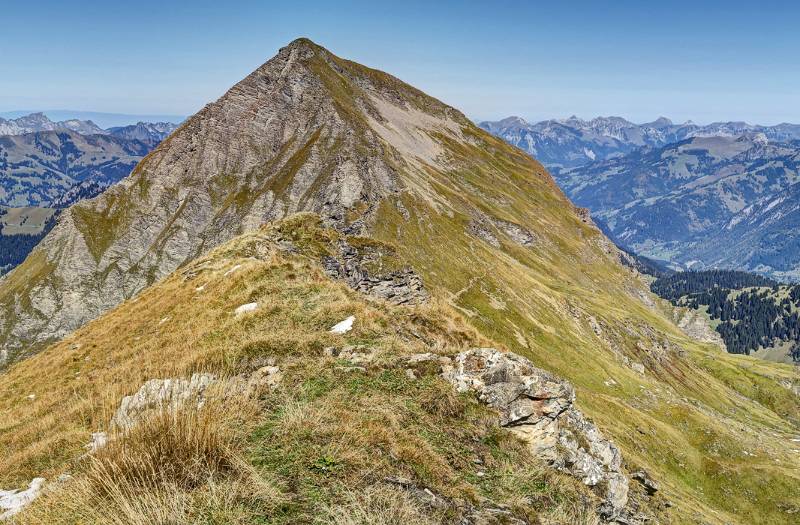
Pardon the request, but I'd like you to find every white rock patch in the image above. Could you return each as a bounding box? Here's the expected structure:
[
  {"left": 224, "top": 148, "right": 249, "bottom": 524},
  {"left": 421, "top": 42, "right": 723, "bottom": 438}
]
[
  {"left": 0, "top": 478, "right": 46, "bottom": 519},
  {"left": 235, "top": 302, "right": 258, "bottom": 315},
  {"left": 329, "top": 316, "right": 355, "bottom": 334},
  {"left": 111, "top": 373, "right": 217, "bottom": 432},
  {"left": 85, "top": 432, "right": 108, "bottom": 454}
]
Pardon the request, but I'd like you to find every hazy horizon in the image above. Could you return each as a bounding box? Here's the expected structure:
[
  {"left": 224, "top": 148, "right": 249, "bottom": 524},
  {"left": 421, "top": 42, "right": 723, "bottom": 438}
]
[{"left": 4, "top": 108, "right": 799, "bottom": 130}]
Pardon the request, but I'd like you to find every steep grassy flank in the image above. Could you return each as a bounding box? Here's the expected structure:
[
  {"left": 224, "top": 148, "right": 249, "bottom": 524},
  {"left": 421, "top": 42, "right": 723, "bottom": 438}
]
[
  {"left": 360, "top": 125, "right": 800, "bottom": 524},
  {"left": 0, "top": 221, "right": 609, "bottom": 524},
  {"left": 0, "top": 217, "right": 797, "bottom": 524}
]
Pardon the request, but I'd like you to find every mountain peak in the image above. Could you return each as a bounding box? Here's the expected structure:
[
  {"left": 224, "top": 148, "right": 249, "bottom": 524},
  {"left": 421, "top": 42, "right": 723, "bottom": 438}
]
[
  {"left": 284, "top": 36, "right": 324, "bottom": 51},
  {"left": 0, "top": 39, "right": 494, "bottom": 357},
  {"left": 643, "top": 116, "right": 673, "bottom": 128},
  {"left": 499, "top": 115, "right": 529, "bottom": 127}
]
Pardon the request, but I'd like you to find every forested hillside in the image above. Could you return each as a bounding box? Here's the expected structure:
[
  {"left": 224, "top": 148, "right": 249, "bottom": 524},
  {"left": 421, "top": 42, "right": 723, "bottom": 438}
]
[
  {"left": 652, "top": 270, "right": 800, "bottom": 360},
  {"left": 0, "top": 210, "right": 58, "bottom": 274}
]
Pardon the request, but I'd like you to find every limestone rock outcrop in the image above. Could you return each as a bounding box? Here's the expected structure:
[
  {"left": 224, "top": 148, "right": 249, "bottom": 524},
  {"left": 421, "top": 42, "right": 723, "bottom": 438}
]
[
  {"left": 439, "top": 348, "right": 631, "bottom": 520},
  {"left": 111, "top": 373, "right": 218, "bottom": 432},
  {"left": 110, "top": 368, "right": 281, "bottom": 433},
  {"left": 0, "top": 478, "right": 45, "bottom": 520}
]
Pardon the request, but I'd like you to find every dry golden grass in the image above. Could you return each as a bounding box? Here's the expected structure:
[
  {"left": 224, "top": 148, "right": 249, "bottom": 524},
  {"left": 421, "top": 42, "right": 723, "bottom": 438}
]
[
  {"left": 1, "top": 223, "right": 602, "bottom": 524},
  {"left": 2, "top": 216, "right": 798, "bottom": 524},
  {"left": 317, "top": 485, "right": 443, "bottom": 525},
  {"left": 15, "top": 398, "right": 281, "bottom": 525}
]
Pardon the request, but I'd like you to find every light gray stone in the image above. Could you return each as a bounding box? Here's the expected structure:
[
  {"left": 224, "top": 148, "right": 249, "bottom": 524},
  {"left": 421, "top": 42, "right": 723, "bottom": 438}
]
[
  {"left": 0, "top": 478, "right": 46, "bottom": 520},
  {"left": 442, "top": 348, "right": 632, "bottom": 520}
]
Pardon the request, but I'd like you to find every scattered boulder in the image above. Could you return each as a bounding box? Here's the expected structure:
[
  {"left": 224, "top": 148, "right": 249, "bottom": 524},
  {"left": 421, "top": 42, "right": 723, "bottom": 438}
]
[
  {"left": 467, "top": 218, "right": 500, "bottom": 247},
  {"left": 329, "top": 316, "right": 355, "bottom": 334},
  {"left": 109, "top": 368, "right": 283, "bottom": 434},
  {"left": 441, "top": 348, "right": 632, "bottom": 520},
  {"left": 246, "top": 365, "right": 283, "bottom": 392},
  {"left": 84, "top": 432, "right": 108, "bottom": 454},
  {"left": 111, "top": 373, "right": 217, "bottom": 432},
  {"left": 467, "top": 213, "right": 536, "bottom": 248},
  {"left": 324, "top": 345, "right": 375, "bottom": 364},
  {"left": 383, "top": 476, "right": 448, "bottom": 511},
  {"left": 495, "top": 219, "right": 536, "bottom": 247},
  {"left": 382, "top": 476, "right": 527, "bottom": 524},
  {"left": 0, "top": 478, "right": 45, "bottom": 520},
  {"left": 78, "top": 368, "right": 283, "bottom": 462}
]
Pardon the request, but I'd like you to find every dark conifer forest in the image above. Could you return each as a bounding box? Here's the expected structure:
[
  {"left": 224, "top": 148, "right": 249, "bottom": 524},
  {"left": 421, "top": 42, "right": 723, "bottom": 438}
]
[
  {"left": 0, "top": 214, "right": 57, "bottom": 274},
  {"left": 651, "top": 270, "right": 800, "bottom": 360}
]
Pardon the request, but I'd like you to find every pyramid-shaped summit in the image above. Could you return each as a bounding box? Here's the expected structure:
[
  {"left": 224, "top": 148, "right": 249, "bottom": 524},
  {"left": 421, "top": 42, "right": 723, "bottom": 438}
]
[{"left": 0, "top": 37, "right": 565, "bottom": 363}]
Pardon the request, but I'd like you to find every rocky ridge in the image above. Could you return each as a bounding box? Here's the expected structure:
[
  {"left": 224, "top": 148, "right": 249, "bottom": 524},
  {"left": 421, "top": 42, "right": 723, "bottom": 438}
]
[{"left": 0, "top": 37, "right": 474, "bottom": 362}]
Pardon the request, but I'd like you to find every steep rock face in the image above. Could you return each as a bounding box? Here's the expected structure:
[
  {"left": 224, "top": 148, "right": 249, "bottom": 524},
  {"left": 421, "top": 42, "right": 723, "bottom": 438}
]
[
  {"left": 673, "top": 307, "right": 726, "bottom": 350},
  {"left": 0, "top": 38, "right": 479, "bottom": 361}
]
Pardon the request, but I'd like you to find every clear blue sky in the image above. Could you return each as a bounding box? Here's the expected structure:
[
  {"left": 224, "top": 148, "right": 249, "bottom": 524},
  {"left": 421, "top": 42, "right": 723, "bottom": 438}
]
[{"left": 2, "top": 0, "right": 798, "bottom": 125}]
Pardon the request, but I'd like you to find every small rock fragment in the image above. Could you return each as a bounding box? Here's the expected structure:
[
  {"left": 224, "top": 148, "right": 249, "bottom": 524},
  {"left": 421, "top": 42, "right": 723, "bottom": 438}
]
[
  {"left": 234, "top": 302, "right": 259, "bottom": 315},
  {"left": 632, "top": 470, "right": 659, "bottom": 495},
  {"left": 224, "top": 264, "right": 242, "bottom": 277},
  {"left": 85, "top": 432, "right": 108, "bottom": 454},
  {"left": 329, "top": 316, "right": 355, "bottom": 334}
]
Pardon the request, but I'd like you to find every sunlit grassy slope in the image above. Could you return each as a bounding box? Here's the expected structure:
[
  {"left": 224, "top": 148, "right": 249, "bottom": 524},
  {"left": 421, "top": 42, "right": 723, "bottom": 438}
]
[
  {"left": 1, "top": 218, "right": 611, "bottom": 524},
  {"left": 0, "top": 215, "right": 797, "bottom": 523}
]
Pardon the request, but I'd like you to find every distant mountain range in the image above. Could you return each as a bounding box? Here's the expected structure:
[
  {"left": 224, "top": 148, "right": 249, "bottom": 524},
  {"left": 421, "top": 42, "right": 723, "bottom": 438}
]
[
  {"left": 0, "top": 112, "right": 179, "bottom": 141},
  {"left": 482, "top": 115, "right": 800, "bottom": 280},
  {"left": 480, "top": 115, "right": 800, "bottom": 172},
  {"left": 562, "top": 134, "right": 800, "bottom": 279},
  {"left": 0, "top": 130, "right": 155, "bottom": 207},
  {"left": 0, "top": 113, "right": 179, "bottom": 208},
  {"left": 0, "top": 112, "right": 107, "bottom": 136},
  {"left": 0, "top": 110, "right": 185, "bottom": 129}
]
